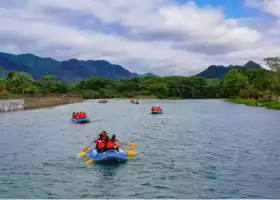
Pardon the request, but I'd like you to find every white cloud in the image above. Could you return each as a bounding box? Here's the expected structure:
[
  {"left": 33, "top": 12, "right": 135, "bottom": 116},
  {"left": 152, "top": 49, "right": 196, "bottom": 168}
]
[
  {"left": 245, "top": 0, "right": 280, "bottom": 18},
  {"left": 0, "top": 0, "right": 280, "bottom": 76}
]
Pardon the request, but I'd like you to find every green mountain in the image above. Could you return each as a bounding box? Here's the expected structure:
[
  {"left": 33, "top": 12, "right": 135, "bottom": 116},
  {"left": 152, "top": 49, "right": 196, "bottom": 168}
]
[
  {"left": 0, "top": 52, "right": 146, "bottom": 83},
  {"left": 137, "top": 73, "right": 158, "bottom": 78},
  {"left": 195, "top": 60, "right": 262, "bottom": 79}
]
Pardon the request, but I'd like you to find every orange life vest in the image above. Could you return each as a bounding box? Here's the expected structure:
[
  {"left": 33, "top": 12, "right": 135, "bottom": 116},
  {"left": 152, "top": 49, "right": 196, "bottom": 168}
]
[
  {"left": 97, "top": 141, "right": 105, "bottom": 149},
  {"left": 106, "top": 140, "right": 116, "bottom": 149},
  {"left": 80, "top": 113, "right": 85, "bottom": 118}
]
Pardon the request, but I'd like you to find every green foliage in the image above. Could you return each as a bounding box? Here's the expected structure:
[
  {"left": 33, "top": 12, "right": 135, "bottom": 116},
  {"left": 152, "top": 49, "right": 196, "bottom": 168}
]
[
  {"left": 2, "top": 56, "right": 280, "bottom": 104},
  {"left": 239, "top": 89, "right": 249, "bottom": 99},
  {"left": 3, "top": 72, "right": 69, "bottom": 95},
  {"left": 0, "top": 67, "right": 4, "bottom": 77},
  {"left": 263, "top": 57, "right": 280, "bottom": 76},
  {"left": 6, "top": 71, "right": 34, "bottom": 94},
  {"left": 69, "top": 75, "right": 219, "bottom": 99},
  {"left": 220, "top": 69, "right": 249, "bottom": 97}
]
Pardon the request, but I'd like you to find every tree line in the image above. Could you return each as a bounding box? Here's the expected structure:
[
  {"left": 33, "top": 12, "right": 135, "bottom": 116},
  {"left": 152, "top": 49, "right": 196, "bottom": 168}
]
[{"left": 0, "top": 57, "right": 280, "bottom": 101}]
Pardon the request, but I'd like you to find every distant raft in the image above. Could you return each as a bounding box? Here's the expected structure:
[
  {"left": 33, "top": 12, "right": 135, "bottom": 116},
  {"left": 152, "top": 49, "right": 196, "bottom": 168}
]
[
  {"left": 71, "top": 117, "right": 90, "bottom": 124},
  {"left": 130, "top": 99, "right": 139, "bottom": 104},
  {"left": 98, "top": 99, "right": 108, "bottom": 103},
  {"left": 88, "top": 148, "right": 128, "bottom": 164},
  {"left": 150, "top": 110, "right": 163, "bottom": 114}
]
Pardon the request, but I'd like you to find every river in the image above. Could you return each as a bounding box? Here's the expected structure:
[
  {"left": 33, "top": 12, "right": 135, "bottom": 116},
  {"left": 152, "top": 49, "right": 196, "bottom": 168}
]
[{"left": 0, "top": 99, "right": 280, "bottom": 198}]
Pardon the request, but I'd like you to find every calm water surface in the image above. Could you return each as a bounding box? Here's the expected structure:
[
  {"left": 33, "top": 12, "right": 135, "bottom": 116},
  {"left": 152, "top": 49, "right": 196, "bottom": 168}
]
[{"left": 1, "top": 100, "right": 280, "bottom": 198}]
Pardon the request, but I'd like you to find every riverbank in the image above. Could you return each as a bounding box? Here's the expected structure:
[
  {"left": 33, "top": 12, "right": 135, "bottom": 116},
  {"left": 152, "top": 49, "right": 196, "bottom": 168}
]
[
  {"left": 229, "top": 98, "right": 280, "bottom": 110},
  {"left": 94, "top": 95, "right": 160, "bottom": 100},
  {"left": 0, "top": 94, "right": 84, "bottom": 111},
  {"left": 24, "top": 96, "right": 84, "bottom": 110}
]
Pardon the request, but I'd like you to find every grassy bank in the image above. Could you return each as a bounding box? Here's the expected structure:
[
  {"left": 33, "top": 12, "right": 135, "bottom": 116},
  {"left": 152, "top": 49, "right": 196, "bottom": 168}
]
[{"left": 229, "top": 98, "right": 280, "bottom": 110}]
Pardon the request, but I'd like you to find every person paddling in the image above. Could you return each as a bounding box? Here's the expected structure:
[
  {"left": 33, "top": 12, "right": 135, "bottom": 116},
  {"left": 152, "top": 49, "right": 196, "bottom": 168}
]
[
  {"left": 94, "top": 130, "right": 109, "bottom": 143},
  {"left": 94, "top": 132, "right": 108, "bottom": 153},
  {"left": 111, "top": 134, "right": 121, "bottom": 150},
  {"left": 105, "top": 136, "right": 116, "bottom": 151},
  {"left": 96, "top": 139, "right": 106, "bottom": 153}
]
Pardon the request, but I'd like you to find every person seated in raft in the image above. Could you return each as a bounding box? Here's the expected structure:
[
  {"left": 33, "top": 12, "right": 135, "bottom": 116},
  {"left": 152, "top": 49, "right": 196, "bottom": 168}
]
[
  {"left": 94, "top": 132, "right": 108, "bottom": 153},
  {"left": 72, "top": 112, "right": 76, "bottom": 118},
  {"left": 104, "top": 136, "right": 117, "bottom": 152},
  {"left": 109, "top": 134, "right": 121, "bottom": 151},
  {"left": 75, "top": 112, "right": 80, "bottom": 119},
  {"left": 151, "top": 106, "right": 155, "bottom": 111},
  {"left": 79, "top": 112, "right": 86, "bottom": 119},
  {"left": 94, "top": 131, "right": 109, "bottom": 143},
  {"left": 96, "top": 139, "right": 106, "bottom": 153},
  {"left": 94, "top": 133, "right": 103, "bottom": 143},
  {"left": 155, "top": 106, "right": 161, "bottom": 111},
  {"left": 101, "top": 130, "right": 109, "bottom": 141}
]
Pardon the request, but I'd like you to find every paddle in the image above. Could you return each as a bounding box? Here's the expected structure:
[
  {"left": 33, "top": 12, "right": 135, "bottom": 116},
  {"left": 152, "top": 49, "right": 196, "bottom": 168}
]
[
  {"left": 78, "top": 141, "right": 95, "bottom": 157},
  {"left": 145, "top": 109, "right": 151, "bottom": 114},
  {"left": 126, "top": 149, "right": 137, "bottom": 156},
  {"left": 85, "top": 158, "right": 93, "bottom": 165},
  {"left": 123, "top": 142, "right": 138, "bottom": 148}
]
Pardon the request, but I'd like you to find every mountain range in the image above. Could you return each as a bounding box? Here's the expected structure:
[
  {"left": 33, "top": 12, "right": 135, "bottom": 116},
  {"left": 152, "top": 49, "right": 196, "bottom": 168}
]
[
  {"left": 0, "top": 51, "right": 262, "bottom": 82},
  {"left": 194, "top": 60, "right": 262, "bottom": 79},
  {"left": 0, "top": 52, "right": 157, "bottom": 83}
]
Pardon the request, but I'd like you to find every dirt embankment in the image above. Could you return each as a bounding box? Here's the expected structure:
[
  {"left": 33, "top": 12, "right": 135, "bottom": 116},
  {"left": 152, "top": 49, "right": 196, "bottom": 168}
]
[
  {"left": 24, "top": 96, "right": 84, "bottom": 109},
  {"left": 1, "top": 93, "right": 84, "bottom": 110}
]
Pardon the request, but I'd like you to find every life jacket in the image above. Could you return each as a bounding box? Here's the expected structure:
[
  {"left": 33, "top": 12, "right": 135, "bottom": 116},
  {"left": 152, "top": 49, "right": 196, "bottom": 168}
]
[
  {"left": 72, "top": 114, "right": 75, "bottom": 118},
  {"left": 97, "top": 141, "right": 105, "bottom": 149},
  {"left": 75, "top": 114, "right": 80, "bottom": 119},
  {"left": 106, "top": 140, "right": 116, "bottom": 149},
  {"left": 80, "top": 112, "right": 85, "bottom": 118}
]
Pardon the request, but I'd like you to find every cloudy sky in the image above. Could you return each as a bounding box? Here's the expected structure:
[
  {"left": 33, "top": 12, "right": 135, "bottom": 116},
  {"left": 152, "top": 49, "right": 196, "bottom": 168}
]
[{"left": 0, "top": 0, "right": 280, "bottom": 76}]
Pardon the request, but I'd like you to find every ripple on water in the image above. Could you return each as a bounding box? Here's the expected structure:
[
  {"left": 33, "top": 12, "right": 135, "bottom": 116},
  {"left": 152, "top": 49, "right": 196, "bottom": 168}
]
[{"left": 1, "top": 100, "right": 280, "bottom": 198}]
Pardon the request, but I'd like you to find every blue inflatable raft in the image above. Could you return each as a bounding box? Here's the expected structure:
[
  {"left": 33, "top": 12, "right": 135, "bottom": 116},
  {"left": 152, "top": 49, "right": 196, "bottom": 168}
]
[
  {"left": 151, "top": 110, "right": 163, "bottom": 114},
  {"left": 88, "top": 148, "right": 128, "bottom": 164},
  {"left": 71, "top": 117, "right": 90, "bottom": 123}
]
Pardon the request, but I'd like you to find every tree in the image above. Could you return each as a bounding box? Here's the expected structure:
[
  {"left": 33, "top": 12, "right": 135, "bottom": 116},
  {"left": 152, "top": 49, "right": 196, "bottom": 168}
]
[
  {"left": 221, "top": 69, "right": 249, "bottom": 97},
  {"left": 6, "top": 71, "right": 34, "bottom": 94},
  {"left": 39, "top": 75, "right": 57, "bottom": 93},
  {"left": 263, "top": 57, "right": 280, "bottom": 77}
]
